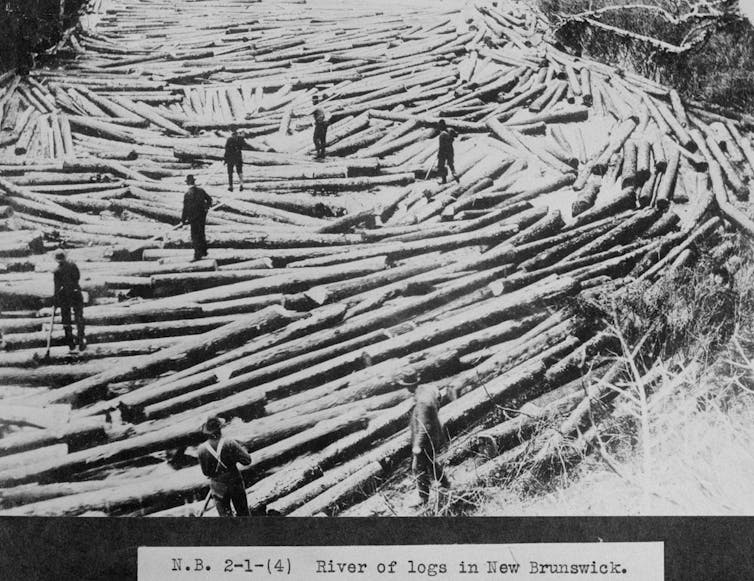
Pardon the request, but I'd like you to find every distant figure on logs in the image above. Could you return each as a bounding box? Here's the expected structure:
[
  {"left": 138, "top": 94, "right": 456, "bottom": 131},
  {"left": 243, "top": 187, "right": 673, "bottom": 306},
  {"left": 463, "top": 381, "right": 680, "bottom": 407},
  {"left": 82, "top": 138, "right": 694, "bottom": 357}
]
[
  {"left": 53, "top": 250, "right": 86, "bottom": 351},
  {"left": 224, "top": 129, "right": 247, "bottom": 192},
  {"left": 181, "top": 174, "right": 212, "bottom": 261},
  {"left": 402, "top": 368, "right": 451, "bottom": 507},
  {"left": 436, "top": 119, "right": 459, "bottom": 184},
  {"left": 312, "top": 94, "right": 329, "bottom": 159},
  {"left": 198, "top": 416, "right": 252, "bottom": 517}
]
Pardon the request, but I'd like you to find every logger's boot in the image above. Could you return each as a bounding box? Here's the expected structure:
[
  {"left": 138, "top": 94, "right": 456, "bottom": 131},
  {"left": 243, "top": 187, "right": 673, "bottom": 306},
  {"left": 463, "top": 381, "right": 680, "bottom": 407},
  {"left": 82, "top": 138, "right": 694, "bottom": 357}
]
[
  {"left": 238, "top": 174, "right": 244, "bottom": 192},
  {"left": 77, "top": 323, "right": 87, "bottom": 351},
  {"left": 64, "top": 326, "right": 76, "bottom": 351}
]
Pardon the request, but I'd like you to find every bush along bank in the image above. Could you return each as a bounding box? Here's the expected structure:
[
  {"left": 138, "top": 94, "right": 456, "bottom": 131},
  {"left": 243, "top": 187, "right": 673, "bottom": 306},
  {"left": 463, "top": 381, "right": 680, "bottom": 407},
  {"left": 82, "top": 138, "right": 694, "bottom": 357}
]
[
  {"left": 1, "top": 0, "right": 86, "bottom": 74},
  {"left": 538, "top": 0, "right": 754, "bottom": 117}
]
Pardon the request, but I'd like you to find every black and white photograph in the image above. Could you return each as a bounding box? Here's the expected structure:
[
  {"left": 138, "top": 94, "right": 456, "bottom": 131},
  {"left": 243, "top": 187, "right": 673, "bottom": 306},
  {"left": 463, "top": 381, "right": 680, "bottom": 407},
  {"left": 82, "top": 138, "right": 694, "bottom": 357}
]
[{"left": 0, "top": 0, "right": 753, "bottom": 576}]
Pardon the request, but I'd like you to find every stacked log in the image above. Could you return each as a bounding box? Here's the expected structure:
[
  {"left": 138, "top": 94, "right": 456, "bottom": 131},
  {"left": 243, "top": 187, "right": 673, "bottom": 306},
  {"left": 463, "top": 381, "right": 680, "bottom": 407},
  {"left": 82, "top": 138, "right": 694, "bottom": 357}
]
[{"left": 0, "top": 0, "right": 750, "bottom": 517}]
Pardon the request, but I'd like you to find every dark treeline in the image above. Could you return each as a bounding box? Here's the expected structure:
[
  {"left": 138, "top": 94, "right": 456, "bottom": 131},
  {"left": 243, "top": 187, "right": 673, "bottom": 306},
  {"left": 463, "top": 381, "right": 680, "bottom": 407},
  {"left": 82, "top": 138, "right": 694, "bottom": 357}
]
[{"left": 1, "top": 0, "right": 85, "bottom": 73}]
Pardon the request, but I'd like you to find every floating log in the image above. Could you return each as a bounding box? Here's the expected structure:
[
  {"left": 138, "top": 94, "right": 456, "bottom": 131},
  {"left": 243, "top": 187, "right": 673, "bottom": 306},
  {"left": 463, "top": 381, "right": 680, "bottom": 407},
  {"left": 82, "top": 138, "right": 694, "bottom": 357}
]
[
  {"left": 710, "top": 161, "right": 754, "bottom": 239},
  {"left": 141, "top": 327, "right": 399, "bottom": 420},
  {"left": 655, "top": 147, "right": 680, "bottom": 210},
  {"left": 592, "top": 118, "right": 637, "bottom": 175},
  {"left": 704, "top": 132, "right": 747, "bottom": 199},
  {"left": 0, "top": 337, "right": 180, "bottom": 368},
  {"left": 654, "top": 98, "right": 694, "bottom": 150},
  {"left": 0, "top": 0, "right": 746, "bottom": 517},
  {"left": 249, "top": 399, "right": 413, "bottom": 514},
  {"left": 572, "top": 186, "right": 636, "bottom": 227},
  {"left": 560, "top": 209, "right": 657, "bottom": 261},
  {"left": 621, "top": 140, "right": 638, "bottom": 187},
  {"left": 571, "top": 180, "right": 600, "bottom": 217},
  {"left": 30, "top": 306, "right": 299, "bottom": 407},
  {"left": 637, "top": 217, "right": 721, "bottom": 282}
]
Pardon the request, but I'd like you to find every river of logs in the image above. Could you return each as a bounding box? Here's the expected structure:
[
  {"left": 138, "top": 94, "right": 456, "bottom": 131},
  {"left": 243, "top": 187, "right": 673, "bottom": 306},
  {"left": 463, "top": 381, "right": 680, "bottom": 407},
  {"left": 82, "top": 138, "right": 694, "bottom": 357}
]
[{"left": 0, "top": 0, "right": 752, "bottom": 516}]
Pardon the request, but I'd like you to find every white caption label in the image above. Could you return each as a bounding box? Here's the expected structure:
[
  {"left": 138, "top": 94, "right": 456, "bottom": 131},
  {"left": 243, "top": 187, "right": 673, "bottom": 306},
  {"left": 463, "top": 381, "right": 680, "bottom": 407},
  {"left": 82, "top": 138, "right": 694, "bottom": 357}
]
[{"left": 139, "top": 543, "right": 663, "bottom": 580}]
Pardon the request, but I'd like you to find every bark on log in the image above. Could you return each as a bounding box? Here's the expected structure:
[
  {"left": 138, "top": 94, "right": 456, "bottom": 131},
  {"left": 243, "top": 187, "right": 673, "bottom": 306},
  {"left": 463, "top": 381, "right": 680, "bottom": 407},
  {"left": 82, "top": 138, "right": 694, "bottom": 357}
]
[
  {"left": 86, "top": 304, "right": 352, "bottom": 416},
  {"left": 655, "top": 147, "right": 680, "bottom": 210},
  {"left": 637, "top": 217, "right": 721, "bottom": 282},
  {"left": 710, "top": 161, "right": 754, "bottom": 239},
  {"left": 621, "top": 140, "right": 638, "bottom": 187},
  {"left": 0, "top": 337, "right": 180, "bottom": 368},
  {"left": 592, "top": 119, "right": 636, "bottom": 175},
  {"left": 572, "top": 186, "right": 636, "bottom": 227},
  {"left": 571, "top": 180, "right": 600, "bottom": 217},
  {"left": 248, "top": 399, "right": 413, "bottom": 514},
  {"left": 29, "top": 306, "right": 299, "bottom": 407},
  {"left": 151, "top": 256, "right": 386, "bottom": 304},
  {"left": 2, "top": 314, "right": 241, "bottom": 351},
  {"left": 0, "top": 411, "right": 368, "bottom": 512}
]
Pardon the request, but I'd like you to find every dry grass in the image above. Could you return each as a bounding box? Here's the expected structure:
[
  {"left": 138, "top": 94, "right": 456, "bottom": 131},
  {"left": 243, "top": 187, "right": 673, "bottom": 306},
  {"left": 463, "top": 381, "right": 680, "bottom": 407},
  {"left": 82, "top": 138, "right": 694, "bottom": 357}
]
[
  {"left": 537, "top": 0, "right": 754, "bottom": 114},
  {"left": 1, "top": 0, "right": 87, "bottom": 72},
  {"left": 466, "top": 234, "right": 754, "bottom": 515},
  {"left": 476, "top": 363, "right": 754, "bottom": 515}
]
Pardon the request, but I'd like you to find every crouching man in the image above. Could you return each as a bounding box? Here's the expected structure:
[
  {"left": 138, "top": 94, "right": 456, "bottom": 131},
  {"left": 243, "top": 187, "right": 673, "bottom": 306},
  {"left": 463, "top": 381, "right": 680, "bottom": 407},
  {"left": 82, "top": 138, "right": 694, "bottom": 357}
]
[{"left": 198, "top": 416, "right": 252, "bottom": 517}]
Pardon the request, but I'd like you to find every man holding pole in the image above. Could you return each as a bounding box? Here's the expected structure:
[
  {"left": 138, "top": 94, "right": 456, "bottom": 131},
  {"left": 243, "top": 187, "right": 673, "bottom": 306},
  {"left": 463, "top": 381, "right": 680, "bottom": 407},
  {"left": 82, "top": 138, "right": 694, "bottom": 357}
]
[
  {"left": 198, "top": 416, "right": 252, "bottom": 517},
  {"left": 400, "top": 367, "right": 451, "bottom": 507},
  {"left": 181, "top": 174, "right": 212, "bottom": 261},
  {"left": 224, "top": 129, "right": 247, "bottom": 192},
  {"left": 53, "top": 250, "right": 86, "bottom": 351},
  {"left": 312, "top": 94, "right": 329, "bottom": 159},
  {"left": 436, "top": 119, "right": 459, "bottom": 184}
]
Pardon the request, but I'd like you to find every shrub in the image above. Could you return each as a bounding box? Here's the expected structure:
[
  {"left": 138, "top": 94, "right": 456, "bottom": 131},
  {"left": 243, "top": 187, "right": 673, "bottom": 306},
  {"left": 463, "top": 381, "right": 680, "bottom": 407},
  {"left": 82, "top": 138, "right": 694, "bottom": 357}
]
[{"left": 538, "top": 0, "right": 754, "bottom": 114}]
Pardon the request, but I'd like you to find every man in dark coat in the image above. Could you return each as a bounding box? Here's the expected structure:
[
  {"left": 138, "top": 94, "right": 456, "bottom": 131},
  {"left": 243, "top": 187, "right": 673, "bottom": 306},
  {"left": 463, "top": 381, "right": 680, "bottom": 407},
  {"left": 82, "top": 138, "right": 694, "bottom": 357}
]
[
  {"left": 224, "top": 129, "right": 247, "bottom": 192},
  {"left": 53, "top": 250, "right": 86, "bottom": 351},
  {"left": 181, "top": 174, "right": 212, "bottom": 261},
  {"left": 312, "top": 95, "right": 329, "bottom": 159},
  {"left": 402, "top": 368, "right": 450, "bottom": 506},
  {"left": 436, "top": 119, "right": 459, "bottom": 184},
  {"left": 198, "top": 416, "right": 252, "bottom": 517}
]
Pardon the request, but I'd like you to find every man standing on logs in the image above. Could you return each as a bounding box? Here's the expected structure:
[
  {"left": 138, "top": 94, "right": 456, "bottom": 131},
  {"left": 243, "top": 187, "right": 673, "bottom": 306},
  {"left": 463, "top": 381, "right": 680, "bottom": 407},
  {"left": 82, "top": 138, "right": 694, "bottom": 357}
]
[
  {"left": 182, "top": 174, "right": 212, "bottom": 262},
  {"left": 53, "top": 250, "right": 86, "bottom": 351},
  {"left": 198, "top": 417, "right": 252, "bottom": 517},
  {"left": 402, "top": 368, "right": 451, "bottom": 507},
  {"left": 436, "top": 120, "right": 459, "bottom": 184},
  {"left": 224, "top": 129, "right": 247, "bottom": 192},
  {"left": 312, "top": 95, "right": 329, "bottom": 159}
]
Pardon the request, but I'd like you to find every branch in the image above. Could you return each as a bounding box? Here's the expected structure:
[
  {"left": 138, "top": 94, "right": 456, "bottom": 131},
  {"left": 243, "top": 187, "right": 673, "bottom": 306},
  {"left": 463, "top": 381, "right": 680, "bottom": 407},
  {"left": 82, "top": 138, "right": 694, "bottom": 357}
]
[
  {"left": 558, "top": 1, "right": 730, "bottom": 23},
  {"left": 580, "top": 16, "right": 696, "bottom": 53},
  {"left": 565, "top": 4, "right": 685, "bottom": 25}
]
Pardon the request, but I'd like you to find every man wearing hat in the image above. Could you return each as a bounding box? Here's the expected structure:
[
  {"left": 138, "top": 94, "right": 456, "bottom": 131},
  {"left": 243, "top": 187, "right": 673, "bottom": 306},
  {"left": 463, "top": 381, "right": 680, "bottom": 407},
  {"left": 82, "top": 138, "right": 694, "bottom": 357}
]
[
  {"left": 312, "top": 95, "right": 329, "bottom": 159},
  {"left": 53, "top": 250, "right": 86, "bottom": 351},
  {"left": 223, "top": 129, "right": 248, "bottom": 192},
  {"left": 198, "top": 416, "right": 252, "bottom": 517},
  {"left": 436, "top": 119, "right": 459, "bottom": 184},
  {"left": 181, "top": 174, "right": 212, "bottom": 261},
  {"left": 401, "top": 367, "right": 451, "bottom": 506}
]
